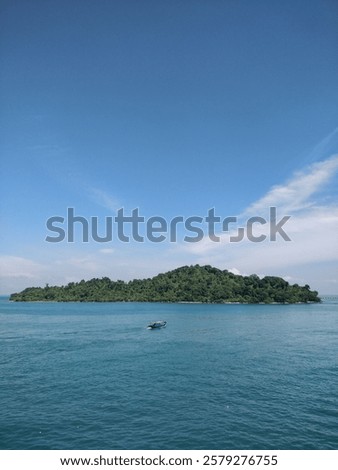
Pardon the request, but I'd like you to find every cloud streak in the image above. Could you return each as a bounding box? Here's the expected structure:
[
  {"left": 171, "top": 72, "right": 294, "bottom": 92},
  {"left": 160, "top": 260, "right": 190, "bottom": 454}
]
[
  {"left": 243, "top": 154, "right": 338, "bottom": 215},
  {"left": 88, "top": 187, "right": 121, "bottom": 212}
]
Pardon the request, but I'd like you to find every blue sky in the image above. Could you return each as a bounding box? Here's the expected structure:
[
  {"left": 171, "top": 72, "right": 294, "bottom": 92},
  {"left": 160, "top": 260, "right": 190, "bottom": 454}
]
[{"left": 1, "top": 0, "right": 338, "bottom": 294}]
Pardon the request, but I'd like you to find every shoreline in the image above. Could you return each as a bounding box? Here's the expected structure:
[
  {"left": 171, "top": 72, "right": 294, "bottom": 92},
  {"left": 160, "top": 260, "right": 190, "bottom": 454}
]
[{"left": 7, "top": 299, "right": 321, "bottom": 305}]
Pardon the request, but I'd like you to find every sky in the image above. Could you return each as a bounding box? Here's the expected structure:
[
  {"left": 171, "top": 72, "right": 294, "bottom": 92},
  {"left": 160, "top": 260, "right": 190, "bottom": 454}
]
[{"left": 1, "top": 0, "right": 338, "bottom": 295}]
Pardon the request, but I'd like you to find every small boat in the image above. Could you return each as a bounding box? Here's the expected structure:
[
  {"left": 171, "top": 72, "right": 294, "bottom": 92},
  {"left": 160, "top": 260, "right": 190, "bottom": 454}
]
[{"left": 147, "top": 320, "right": 167, "bottom": 329}]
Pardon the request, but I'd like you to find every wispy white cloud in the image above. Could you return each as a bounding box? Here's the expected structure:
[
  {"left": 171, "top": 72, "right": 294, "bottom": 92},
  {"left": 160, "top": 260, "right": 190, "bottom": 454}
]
[
  {"left": 0, "top": 256, "right": 49, "bottom": 294},
  {"left": 89, "top": 187, "right": 121, "bottom": 212},
  {"left": 99, "top": 248, "right": 115, "bottom": 254},
  {"left": 305, "top": 126, "right": 338, "bottom": 162},
  {"left": 0, "top": 256, "right": 46, "bottom": 279},
  {"left": 243, "top": 154, "right": 338, "bottom": 215}
]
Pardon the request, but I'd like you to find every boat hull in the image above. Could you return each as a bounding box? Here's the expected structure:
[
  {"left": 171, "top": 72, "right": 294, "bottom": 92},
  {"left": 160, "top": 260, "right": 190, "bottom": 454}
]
[{"left": 147, "top": 321, "right": 167, "bottom": 329}]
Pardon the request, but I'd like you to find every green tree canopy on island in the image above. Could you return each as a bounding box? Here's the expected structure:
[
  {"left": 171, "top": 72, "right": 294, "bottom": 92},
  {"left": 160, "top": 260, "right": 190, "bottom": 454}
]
[{"left": 9, "top": 265, "right": 320, "bottom": 304}]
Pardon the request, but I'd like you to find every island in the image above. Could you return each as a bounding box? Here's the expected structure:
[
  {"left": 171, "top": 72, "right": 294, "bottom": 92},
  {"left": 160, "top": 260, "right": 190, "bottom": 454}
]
[{"left": 9, "top": 265, "right": 320, "bottom": 304}]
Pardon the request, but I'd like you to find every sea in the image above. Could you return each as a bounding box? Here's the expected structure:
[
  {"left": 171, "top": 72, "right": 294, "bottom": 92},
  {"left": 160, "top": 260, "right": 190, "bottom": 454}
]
[{"left": 0, "top": 296, "right": 337, "bottom": 450}]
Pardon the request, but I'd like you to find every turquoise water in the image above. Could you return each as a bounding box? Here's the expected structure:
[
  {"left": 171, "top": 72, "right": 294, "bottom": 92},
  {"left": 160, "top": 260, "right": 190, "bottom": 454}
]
[{"left": 0, "top": 297, "right": 337, "bottom": 450}]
